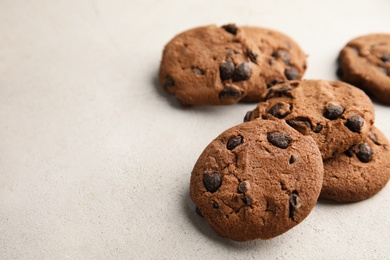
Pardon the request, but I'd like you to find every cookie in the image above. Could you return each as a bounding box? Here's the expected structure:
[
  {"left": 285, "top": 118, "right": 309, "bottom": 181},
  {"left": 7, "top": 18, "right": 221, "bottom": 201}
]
[
  {"left": 190, "top": 120, "right": 323, "bottom": 241},
  {"left": 159, "top": 24, "right": 307, "bottom": 106},
  {"left": 337, "top": 34, "right": 390, "bottom": 104},
  {"left": 320, "top": 126, "right": 390, "bottom": 202},
  {"left": 245, "top": 80, "right": 375, "bottom": 159}
]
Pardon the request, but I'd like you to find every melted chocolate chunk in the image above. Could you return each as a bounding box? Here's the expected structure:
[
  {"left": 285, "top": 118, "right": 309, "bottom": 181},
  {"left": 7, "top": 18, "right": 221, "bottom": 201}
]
[
  {"left": 314, "top": 124, "right": 323, "bottom": 133},
  {"left": 267, "top": 102, "right": 291, "bottom": 118},
  {"left": 345, "top": 114, "right": 364, "bottom": 133},
  {"left": 203, "top": 172, "right": 222, "bottom": 193},
  {"left": 238, "top": 180, "right": 250, "bottom": 193},
  {"left": 356, "top": 142, "right": 373, "bottom": 163},
  {"left": 243, "top": 196, "right": 253, "bottom": 205},
  {"left": 344, "top": 145, "right": 356, "bottom": 157},
  {"left": 381, "top": 54, "right": 390, "bottom": 63},
  {"left": 213, "top": 201, "right": 220, "bottom": 209},
  {"left": 284, "top": 67, "right": 299, "bottom": 80},
  {"left": 377, "top": 66, "right": 388, "bottom": 76},
  {"left": 192, "top": 67, "right": 204, "bottom": 75},
  {"left": 289, "top": 155, "right": 297, "bottom": 164},
  {"left": 266, "top": 79, "right": 284, "bottom": 89},
  {"left": 195, "top": 207, "right": 204, "bottom": 217},
  {"left": 289, "top": 191, "right": 301, "bottom": 219},
  {"left": 219, "top": 86, "right": 242, "bottom": 100},
  {"left": 286, "top": 117, "right": 312, "bottom": 134},
  {"left": 233, "top": 62, "right": 252, "bottom": 82},
  {"left": 246, "top": 50, "right": 258, "bottom": 64},
  {"left": 265, "top": 85, "right": 292, "bottom": 99},
  {"left": 222, "top": 24, "right": 238, "bottom": 35},
  {"left": 267, "top": 132, "right": 291, "bottom": 149},
  {"left": 219, "top": 60, "right": 235, "bottom": 81},
  {"left": 164, "top": 76, "right": 174, "bottom": 89},
  {"left": 324, "top": 102, "right": 345, "bottom": 120},
  {"left": 272, "top": 49, "right": 291, "bottom": 64},
  {"left": 243, "top": 111, "right": 252, "bottom": 122},
  {"left": 368, "top": 130, "right": 380, "bottom": 145},
  {"left": 227, "top": 135, "right": 243, "bottom": 150}
]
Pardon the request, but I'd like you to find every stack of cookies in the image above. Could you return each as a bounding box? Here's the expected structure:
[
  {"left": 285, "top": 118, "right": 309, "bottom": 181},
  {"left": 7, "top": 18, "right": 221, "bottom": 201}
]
[{"left": 159, "top": 24, "right": 390, "bottom": 241}]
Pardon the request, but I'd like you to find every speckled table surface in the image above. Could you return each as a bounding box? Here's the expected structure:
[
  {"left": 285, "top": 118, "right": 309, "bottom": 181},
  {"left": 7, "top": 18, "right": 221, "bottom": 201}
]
[{"left": 1, "top": 0, "right": 389, "bottom": 259}]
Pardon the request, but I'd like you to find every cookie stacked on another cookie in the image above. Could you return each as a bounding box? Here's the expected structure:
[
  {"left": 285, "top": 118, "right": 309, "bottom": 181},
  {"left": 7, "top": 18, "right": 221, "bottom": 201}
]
[
  {"left": 321, "top": 126, "right": 390, "bottom": 202},
  {"left": 245, "top": 79, "right": 389, "bottom": 203},
  {"left": 159, "top": 24, "right": 306, "bottom": 105},
  {"left": 245, "top": 80, "right": 375, "bottom": 159}
]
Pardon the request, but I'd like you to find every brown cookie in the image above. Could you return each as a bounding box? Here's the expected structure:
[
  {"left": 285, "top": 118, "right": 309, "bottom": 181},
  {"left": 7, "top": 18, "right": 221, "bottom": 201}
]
[
  {"left": 338, "top": 34, "right": 390, "bottom": 104},
  {"left": 159, "top": 24, "right": 307, "bottom": 106},
  {"left": 320, "top": 126, "right": 390, "bottom": 202},
  {"left": 245, "top": 80, "right": 375, "bottom": 159},
  {"left": 190, "top": 120, "right": 323, "bottom": 241}
]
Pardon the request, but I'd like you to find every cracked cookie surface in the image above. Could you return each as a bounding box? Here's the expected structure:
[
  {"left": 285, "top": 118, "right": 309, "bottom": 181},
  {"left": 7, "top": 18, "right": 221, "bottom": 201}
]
[
  {"left": 320, "top": 126, "right": 390, "bottom": 202},
  {"left": 190, "top": 120, "right": 323, "bottom": 241},
  {"left": 246, "top": 80, "right": 375, "bottom": 159},
  {"left": 338, "top": 34, "right": 390, "bottom": 104},
  {"left": 159, "top": 24, "right": 306, "bottom": 105}
]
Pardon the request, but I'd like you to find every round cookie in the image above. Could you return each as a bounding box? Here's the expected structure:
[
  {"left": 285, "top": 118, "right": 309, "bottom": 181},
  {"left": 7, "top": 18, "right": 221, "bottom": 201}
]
[
  {"left": 320, "top": 126, "right": 390, "bottom": 202},
  {"left": 245, "top": 80, "right": 375, "bottom": 159},
  {"left": 337, "top": 34, "right": 390, "bottom": 104},
  {"left": 190, "top": 120, "right": 323, "bottom": 241},
  {"left": 159, "top": 24, "right": 307, "bottom": 106}
]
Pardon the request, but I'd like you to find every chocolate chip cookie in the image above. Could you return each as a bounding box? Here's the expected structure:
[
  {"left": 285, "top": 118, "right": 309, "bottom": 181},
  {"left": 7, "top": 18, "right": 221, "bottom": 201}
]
[
  {"left": 159, "top": 24, "right": 307, "bottom": 106},
  {"left": 320, "top": 126, "right": 390, "bottom": 202},
  {"left": 190, "top": 120, "right": 323, "bottom": 241},
  {"left": 245, "top": 80, "right": 375, "bottom": 159},
  {"left": 337, "top": 34, "right": 390, "bottom": 104}
]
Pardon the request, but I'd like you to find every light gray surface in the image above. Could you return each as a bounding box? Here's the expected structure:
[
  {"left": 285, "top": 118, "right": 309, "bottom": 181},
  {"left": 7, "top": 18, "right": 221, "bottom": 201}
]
[{"left": 1, "top": 0, "right": 390, "bottom": 259}]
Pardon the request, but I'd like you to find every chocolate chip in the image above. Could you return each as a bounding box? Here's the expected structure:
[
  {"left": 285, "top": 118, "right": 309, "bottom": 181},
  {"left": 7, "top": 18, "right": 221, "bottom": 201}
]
[
  {"left": 289, "top": 155, "right": 297, "bottom": 164},
  {"left": 203, "top": 172, "right": 222, "bottom": 193},
  {"left": 286, "top": 117, "right": 312, "bottom": 134},
  {"left": 227, "top": 135, "right": 243, "bottom": 150},
  {"left": 213, "top": 201, "right": 220, "bottom": 209},
  {"left": 381, "top": 54, "right": 390, "bottom": 63},
  {"left": 284, "top": 67, "right": 299, "bottom": 80},
  {"left": 264, "top": 84, "right": 292, "bottom": 99},
  {"left": 368, "top": 130, "right": 380, "bottom": 145},
  {"left": 192, "top": 67, "right": 204, "bottom": 75},
  {"left": 267, "top": 132, "right": 291, "bottom": 149},
  {"left": 345, "top": 114, "right": 364, "bottom": 133},
  {"left": 243, "top": 111, "right": 252, "bottom": 122},
  {"left": 163, "top": 76, "right": 174, "bottom": 89},
  {"left": 222, "top": 24, "right": 238, "bottom": 35},
  {"left": 219, "top": 60, "right": 235, "bottom": 81},
  {"left": 233, "top": 62, "right": 252, "bottom": 82},
  {"left": 267, "top": 102, "right": 291, "bottom": 118},
  {"left": 195, "top": 207, "right": 204, "bottom": 217},
  {"left": 266, "top": 79, "right": 284, "bottom": 88},
  {"left": 324, "top": 102, "right": 345, "bottom": 120},
  {"left": 246, "top": 50, "right": 258, "bottom": 64},
  {"left": 377, "top": 66, "right": 388, "bottom": 76},
  {"left": 289, "top": 191, "right": 301, "bottom": 219},
  {"left": 243, "top": 196, "right": 253, "bottom": 205},
  {"left": 219, "top": 86, "right": 242, "bottom": 100},
  {"left": 344, "top": 145, "right": 355, "bottom": 157},
  {"left": 356, "top": 142, "right": 373, "bottom": 163},
  {"left": 238, "top": 180, "right": 250, "bottom": 193},
  {"left": 272, "top": 49, "right": 291, "bottom": 64},
  {"left": 314, "top": 124, "right": 323, "bottom": 133}
]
